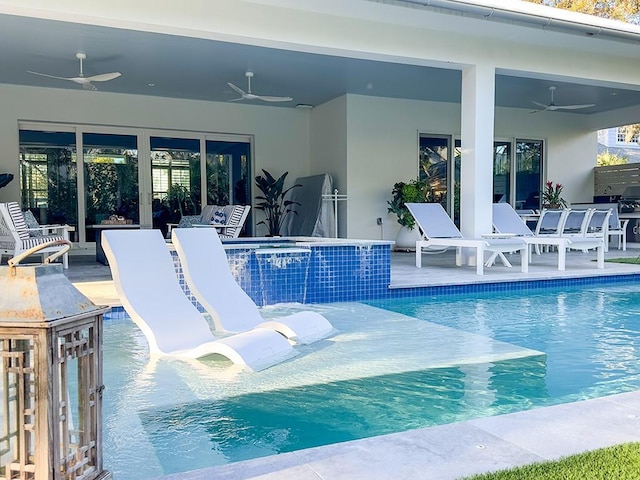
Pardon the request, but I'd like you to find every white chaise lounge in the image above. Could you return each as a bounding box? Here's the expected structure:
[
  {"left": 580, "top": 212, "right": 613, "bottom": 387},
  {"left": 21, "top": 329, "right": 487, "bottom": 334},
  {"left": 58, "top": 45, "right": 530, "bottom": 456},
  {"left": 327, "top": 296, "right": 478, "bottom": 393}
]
[
  {"left": 172, "top": 227, "right": 336, "bottom": 344},
  {"left": 102, "top": 229, "right": 298, "bottom": 371},
  {"left": 406, "top": 202, "right": 528, "bottom": 275},
  {"left": 492, "top": 203, "right": 606, "bottom": 271}
]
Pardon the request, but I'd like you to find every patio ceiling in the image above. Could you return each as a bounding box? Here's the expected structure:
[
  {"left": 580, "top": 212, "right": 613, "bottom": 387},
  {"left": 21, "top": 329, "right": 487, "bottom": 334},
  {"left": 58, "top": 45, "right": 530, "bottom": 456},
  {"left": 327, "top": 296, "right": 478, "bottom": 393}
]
[{"left": 1, "top": 13, "right": 640, "bottom": 118}]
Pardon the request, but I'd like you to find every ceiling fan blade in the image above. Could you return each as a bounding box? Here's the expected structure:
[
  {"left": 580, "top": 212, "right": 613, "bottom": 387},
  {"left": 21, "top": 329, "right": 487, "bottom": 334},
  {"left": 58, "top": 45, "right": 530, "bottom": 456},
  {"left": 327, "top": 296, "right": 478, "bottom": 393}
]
[
  {"left": 531, "top": 101, "right": 548, "bottom": 108},
  {"left": 554, "top": 104, "right": 595, "bottom": 110},
  {"left": 228, "top": 97, "right": 246, "bottom": 102},
  {"left": 85, "top": 72, "right": 121, "bottom": 82},
  {"left": 255, "top": 95, "right": 293, "bottom": 102},
  {"left": 27, "top": 71, "right": 74, "bottom": 81},
  {"left": 227, "top": 82, "right": 246, "bottom": 96}
]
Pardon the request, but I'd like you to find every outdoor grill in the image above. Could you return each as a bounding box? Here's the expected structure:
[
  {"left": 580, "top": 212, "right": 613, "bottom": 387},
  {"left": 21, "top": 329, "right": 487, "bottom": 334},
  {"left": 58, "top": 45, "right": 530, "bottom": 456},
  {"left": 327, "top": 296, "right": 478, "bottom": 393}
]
[{"left": 618, "top": 186, "right": 640, "bottom": 213}]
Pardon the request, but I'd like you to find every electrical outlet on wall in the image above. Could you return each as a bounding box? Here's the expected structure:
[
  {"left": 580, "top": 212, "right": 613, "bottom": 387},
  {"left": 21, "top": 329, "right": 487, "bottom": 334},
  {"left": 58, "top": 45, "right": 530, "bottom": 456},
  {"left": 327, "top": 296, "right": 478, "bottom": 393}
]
[{"left": 376, "top": 217, "right": 383, "bottom": 225}]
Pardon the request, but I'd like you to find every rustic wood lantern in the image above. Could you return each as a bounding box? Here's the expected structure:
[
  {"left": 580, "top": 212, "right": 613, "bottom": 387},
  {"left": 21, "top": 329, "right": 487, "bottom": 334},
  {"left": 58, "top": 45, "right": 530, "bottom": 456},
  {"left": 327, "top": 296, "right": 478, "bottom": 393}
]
[{"left": 0, "top": 251, "right": 111, "bottom": 479}]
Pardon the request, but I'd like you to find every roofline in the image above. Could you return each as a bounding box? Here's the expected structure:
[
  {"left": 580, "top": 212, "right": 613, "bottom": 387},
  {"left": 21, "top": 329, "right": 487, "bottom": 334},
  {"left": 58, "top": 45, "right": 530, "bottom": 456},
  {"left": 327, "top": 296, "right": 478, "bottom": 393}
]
[{"left": 389, "top": 0, "right": 640, "bottom": 43}]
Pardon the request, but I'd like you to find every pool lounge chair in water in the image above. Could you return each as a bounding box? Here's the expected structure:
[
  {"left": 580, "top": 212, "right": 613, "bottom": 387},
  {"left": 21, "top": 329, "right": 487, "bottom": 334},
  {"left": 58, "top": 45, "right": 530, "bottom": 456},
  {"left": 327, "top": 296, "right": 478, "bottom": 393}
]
[
  {"left": 492, "top": 203, "right": 606, "bottom": 271},
  {"left": 102, "top": 229, "right": 298, "bottom": 372},
  {"left": 406, "top": 202, "right": 529, "bottom": 275},
  {"left": 171, "top": 228, "right": 336, "bottom": 344}
]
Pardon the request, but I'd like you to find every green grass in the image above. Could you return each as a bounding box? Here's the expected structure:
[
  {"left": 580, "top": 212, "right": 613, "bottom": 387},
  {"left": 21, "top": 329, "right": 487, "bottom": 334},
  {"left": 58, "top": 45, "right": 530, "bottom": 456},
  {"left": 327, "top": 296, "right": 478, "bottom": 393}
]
[
  {"left": 462, "top": 443, "right": 640, "bottom": 480},
  {"left": 604, "top": 257, "right": 640, "bottom": 264}
]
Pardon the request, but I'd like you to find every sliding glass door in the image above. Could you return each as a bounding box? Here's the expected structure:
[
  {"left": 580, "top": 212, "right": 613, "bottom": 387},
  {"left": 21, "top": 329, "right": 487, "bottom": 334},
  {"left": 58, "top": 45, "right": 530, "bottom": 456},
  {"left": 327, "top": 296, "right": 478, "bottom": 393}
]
[
  {"left": 206, "top": 139, "right": 252, "bottom": 235},
  {"left": 83, "top": 133, "right": 139, "bottom": 242},
  {"left": 515, "top": 139, "right": 543, "bottom": 210},
  {"left": 150, "top": 136, "right": 201, "bottom": 235},
  {"left": 19, "top": 124, "right": 253, "bottom": 245},
  {"left": 420, "top": 135, "right": 543, "bottom": 224},
  {"left": 19, "top": 130, "right": 78, "bottom": 234}
]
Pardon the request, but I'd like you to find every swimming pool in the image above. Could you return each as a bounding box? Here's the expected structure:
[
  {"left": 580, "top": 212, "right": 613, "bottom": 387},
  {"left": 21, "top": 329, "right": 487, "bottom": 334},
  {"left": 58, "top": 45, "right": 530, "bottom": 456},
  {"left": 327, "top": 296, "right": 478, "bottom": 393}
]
[{"left": 101, "top": 282, "right": 640, "bottom": 479}]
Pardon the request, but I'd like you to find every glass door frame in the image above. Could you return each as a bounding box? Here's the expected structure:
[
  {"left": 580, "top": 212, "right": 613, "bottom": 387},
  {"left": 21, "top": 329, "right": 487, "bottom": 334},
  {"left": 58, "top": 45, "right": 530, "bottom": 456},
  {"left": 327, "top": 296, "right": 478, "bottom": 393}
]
[{"left": 19, "top": 122, "right": 254, "bottom": 247}]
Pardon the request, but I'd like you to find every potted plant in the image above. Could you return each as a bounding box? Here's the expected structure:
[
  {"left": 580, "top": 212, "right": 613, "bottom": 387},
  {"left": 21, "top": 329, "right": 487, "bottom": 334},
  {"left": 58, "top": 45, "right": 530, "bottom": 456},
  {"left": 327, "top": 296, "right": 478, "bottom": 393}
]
[
  {"left": 387, "top": 177, "right": 434, "bottom": 229},
  {"left": 254, "top": 169, "right": 301, "bottom": 236},
  {"left": 541, "top": 181, "right": 567, "bottom": 209},
  {"left": 387, "top": 176, "right": 435, "bottom": 250}
]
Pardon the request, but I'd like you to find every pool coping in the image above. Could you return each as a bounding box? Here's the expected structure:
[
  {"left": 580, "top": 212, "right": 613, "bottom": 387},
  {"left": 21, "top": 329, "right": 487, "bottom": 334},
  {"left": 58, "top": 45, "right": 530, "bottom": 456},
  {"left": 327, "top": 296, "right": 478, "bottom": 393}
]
[{"left": 148, "top": 389, "right": 640, "bottom": 480}]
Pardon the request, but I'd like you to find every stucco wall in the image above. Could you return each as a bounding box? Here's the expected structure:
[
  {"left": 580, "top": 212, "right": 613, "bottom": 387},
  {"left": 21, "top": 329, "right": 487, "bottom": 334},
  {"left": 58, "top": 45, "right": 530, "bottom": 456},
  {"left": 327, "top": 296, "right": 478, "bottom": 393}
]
[
  {"left": 342, "top": 95, "right": 596, "bottom": 240},
  {"left": 309, "top": 96, "right": 348, "bottom": 236}
]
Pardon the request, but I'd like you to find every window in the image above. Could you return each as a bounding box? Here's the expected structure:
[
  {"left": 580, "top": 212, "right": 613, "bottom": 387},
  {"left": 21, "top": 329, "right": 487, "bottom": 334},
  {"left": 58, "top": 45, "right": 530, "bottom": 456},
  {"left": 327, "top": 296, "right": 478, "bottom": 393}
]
[
  {"left": 419, "top": 135, "right": 544, "bottom": 221},
  {"left": 617, "top": 126, "right": 639, "bottom": 144}
]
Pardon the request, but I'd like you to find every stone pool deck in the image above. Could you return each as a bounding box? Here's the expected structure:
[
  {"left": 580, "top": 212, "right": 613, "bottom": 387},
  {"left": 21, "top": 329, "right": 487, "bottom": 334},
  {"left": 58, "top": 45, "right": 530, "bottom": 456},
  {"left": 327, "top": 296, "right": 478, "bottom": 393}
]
[{"left": 149, "top": 390, "right": 640, "bottom": 480}]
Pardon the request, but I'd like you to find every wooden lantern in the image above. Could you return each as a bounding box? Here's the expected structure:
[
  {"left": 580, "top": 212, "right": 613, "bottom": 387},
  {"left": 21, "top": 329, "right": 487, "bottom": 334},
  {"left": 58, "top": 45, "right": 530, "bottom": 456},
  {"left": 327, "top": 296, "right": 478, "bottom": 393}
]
[{"left": 0, "top": 263, "right": 111, "bottom": 480}]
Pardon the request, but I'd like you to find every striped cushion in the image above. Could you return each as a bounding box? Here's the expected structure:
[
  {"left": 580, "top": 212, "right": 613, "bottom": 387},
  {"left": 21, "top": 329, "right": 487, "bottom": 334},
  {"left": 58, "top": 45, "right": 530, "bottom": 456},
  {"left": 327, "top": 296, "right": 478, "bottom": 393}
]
[
  {"left": 220, "top": 205, "right": 245, "bottom": 238},
  {"left": 6, "top": 202, "right": 30, "bottom": 240},
  {"left": 20, "top": 235, "right": 65, "bottom": 250}
]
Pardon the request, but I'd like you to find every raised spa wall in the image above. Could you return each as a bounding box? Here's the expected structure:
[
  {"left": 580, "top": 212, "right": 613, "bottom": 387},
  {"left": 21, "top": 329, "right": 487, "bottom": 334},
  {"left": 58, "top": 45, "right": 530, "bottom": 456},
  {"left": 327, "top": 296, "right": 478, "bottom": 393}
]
[{"left": 169, "top": 237, "right": 394, "bottom": 307}]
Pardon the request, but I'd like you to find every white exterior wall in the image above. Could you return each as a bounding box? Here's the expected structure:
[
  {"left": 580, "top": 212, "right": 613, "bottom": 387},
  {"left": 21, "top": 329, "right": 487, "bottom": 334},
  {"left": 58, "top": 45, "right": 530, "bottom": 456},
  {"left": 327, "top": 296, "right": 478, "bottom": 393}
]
[
  {"left": 309, "top": 96, "right": 348, "bottom": 235},
  {"left": 345, "top": 95, "right": 458, "bottom": 240}
]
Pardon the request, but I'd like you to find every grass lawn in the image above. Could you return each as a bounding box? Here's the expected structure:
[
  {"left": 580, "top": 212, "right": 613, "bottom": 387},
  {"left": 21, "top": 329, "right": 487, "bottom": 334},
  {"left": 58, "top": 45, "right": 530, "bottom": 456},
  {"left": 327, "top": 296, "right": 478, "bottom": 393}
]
[
  {"left": 462, "top": 443, "right": 640, "bottom": 480},
  {"left": 605, "top": 257, "right": 640, "bottom": 264}
]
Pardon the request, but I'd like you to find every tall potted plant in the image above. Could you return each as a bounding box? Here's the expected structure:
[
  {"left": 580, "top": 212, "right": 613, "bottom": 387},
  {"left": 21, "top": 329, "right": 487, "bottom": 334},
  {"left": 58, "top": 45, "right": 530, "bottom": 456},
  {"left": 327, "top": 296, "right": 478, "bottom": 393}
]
[
  {"left": 254, "top": 169, "right": 301, "bottom": 236},
  {"left": 387, "top": 177, "right": 435, "bottom": 250}
]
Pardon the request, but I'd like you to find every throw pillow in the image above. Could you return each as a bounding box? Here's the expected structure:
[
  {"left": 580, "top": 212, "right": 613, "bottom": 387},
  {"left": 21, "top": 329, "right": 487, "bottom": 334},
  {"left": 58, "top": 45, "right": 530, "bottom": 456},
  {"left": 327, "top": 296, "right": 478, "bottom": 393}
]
[
  {"left": 211, "top": 208, "right": 227, "bottom": 226},
  {"left": 23, "top": 210, "right": 43, "bottom": 236}
]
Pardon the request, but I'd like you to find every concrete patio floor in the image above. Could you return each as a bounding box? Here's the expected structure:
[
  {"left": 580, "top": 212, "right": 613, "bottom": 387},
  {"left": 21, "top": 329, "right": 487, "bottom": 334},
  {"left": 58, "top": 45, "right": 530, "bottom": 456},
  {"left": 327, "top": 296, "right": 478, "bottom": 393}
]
[{"left": 61, "top": 244, "right": 640, "bottom": 480}]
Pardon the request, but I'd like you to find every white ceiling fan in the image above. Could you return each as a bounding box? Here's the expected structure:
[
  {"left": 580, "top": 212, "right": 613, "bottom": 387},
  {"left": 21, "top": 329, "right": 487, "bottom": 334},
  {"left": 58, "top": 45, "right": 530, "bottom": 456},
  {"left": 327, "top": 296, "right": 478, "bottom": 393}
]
[
  {"left": 227, "top": 71, "right": 292, "bottom": 103},
  {"left": 530, "top": 86, "right": 595, "bottom": 113},
  {"left": 27, "top": 52, "right": 121, "bottom": 91}
]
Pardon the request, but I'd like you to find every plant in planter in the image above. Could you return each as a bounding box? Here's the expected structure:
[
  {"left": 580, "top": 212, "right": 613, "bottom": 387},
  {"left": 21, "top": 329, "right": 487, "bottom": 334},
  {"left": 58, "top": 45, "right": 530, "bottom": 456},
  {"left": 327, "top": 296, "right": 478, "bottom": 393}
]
[
  {"left": 387, "top": 177, "right": 435, "bottom": 230},
  {"left": 164, "top": 184, "right": 197, "bottom": 223},
  {"left": 254, "top": 169, "right": 301, "bottom": 236},
  {"left": 541, "top": 181, "right": 567, "bottom": 209}
]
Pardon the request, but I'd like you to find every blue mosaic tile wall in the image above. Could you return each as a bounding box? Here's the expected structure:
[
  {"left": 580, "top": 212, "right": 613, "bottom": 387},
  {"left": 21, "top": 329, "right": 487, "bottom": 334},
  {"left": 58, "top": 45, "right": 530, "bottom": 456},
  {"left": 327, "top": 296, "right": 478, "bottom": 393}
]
[
  {"left": 384, "top": 272, "right": 640, "bottom": 300},
  {"left": 306, "top": 244, "right": 391, "bottom": 302},
  {"left": 168, "top": 243, "right": 392, "bottom": 307},
  {"left": 104, "top": 268, "right": 640, "bottom": 319}
]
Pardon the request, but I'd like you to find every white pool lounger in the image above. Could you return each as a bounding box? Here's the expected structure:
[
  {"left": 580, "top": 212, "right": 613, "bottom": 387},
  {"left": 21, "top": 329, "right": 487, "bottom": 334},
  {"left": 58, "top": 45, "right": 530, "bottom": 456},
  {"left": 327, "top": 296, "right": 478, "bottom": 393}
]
[
  {"left": 102, "top": 229, "right": 298, "bottom": 371},
  {"left": 172, "top": 227, "right": 336, "bottom": 344}
]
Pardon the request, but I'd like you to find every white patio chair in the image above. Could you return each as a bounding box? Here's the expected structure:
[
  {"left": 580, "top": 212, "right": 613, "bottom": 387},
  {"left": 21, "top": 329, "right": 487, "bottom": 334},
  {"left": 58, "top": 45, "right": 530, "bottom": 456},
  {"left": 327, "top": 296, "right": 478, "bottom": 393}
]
[
  {"left": 533, "top": 209, "right": 567, "bottom": 254},
  {"left": 101, "top": 229, "right": 298, "bottom": 371},
  {"left": 607, "top": 208, "right": 628, "bottom": 251},
  {"left": 406, "top": 202, "right": 528, "bottom": 276},
  {"left": 0, "top": 202, "right": 72, "bottom": 268},
  {"left": 172, "top": 227, "right": 336, "bottom": 344},
  {"left": 492, "top": 203, "right": 606, "bottom": 271},
  {"left": 167, "top": 205, "right": 250, "bottom": 239}
]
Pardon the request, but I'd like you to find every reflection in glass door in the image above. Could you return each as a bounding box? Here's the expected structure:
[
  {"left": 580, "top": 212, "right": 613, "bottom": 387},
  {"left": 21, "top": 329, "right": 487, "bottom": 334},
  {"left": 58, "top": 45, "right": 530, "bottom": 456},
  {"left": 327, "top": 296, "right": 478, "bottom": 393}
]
[
  {"left": 150, "top": 137, "right": 201, "bottom": 236},
  {"left": 418, "top": 135, "right": 449, "bottom": 208},
  {"left": 19, "top": 130, "right": 78, "bottom": 234},
  {"left": 83, "top": 133, "right": 139, "bottom": 242},
  {"left": 515, "top": 140, "right": 543, "bottom": 210},
  {"left": 493, "top": 141, "right": 511, "bottom": 203},
  {"left": 206, "top": 140, "right": 251, "bottom": 235}
]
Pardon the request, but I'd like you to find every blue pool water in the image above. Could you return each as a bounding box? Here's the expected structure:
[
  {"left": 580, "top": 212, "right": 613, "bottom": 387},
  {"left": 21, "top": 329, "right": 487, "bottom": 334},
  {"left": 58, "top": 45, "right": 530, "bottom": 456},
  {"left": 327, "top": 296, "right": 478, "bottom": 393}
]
[{"left": 102, "top": 282, "right": 640, "bottom": 479}]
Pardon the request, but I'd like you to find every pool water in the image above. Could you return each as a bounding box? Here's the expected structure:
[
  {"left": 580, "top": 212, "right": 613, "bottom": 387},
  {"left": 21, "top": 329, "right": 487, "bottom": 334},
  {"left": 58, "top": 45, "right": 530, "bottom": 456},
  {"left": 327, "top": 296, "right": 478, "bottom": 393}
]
[{"left": 102, "top": 283, "right": 640, "bottom": 479}]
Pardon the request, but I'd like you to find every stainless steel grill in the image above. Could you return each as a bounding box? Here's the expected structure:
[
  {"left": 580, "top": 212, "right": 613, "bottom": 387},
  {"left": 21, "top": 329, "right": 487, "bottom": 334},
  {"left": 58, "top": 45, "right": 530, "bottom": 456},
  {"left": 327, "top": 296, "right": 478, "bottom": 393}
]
[{"left": 619, "top": 186, "right": 640, "bottom": 213}]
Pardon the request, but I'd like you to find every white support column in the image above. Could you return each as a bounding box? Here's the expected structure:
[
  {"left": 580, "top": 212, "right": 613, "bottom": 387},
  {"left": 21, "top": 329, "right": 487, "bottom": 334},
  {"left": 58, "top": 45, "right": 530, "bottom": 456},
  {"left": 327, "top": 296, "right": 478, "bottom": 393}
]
[{"left": 460, "top": 64, "right": 495, "bottom": 239}]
